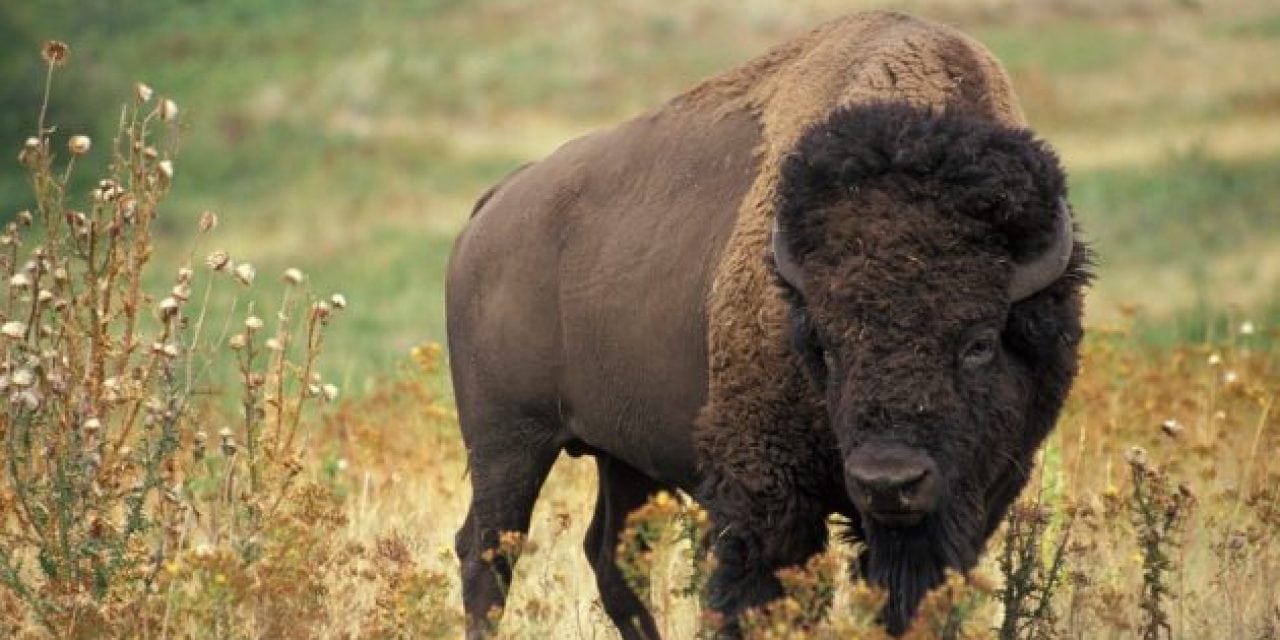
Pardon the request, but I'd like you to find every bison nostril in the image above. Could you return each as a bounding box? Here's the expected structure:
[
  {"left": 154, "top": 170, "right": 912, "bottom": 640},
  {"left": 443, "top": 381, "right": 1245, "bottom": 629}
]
[
  {"left": 845, "top": 451, "right": 941, "bottom": 526},
  {"left": 851, "top": 468, "right": 928, "bottom": 495}
]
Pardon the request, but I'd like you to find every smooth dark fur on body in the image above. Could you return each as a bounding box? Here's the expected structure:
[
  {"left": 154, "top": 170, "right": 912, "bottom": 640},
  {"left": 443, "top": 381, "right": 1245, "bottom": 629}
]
[{"left": 446, "top": 11, "right": 1089, "bottom": 638}]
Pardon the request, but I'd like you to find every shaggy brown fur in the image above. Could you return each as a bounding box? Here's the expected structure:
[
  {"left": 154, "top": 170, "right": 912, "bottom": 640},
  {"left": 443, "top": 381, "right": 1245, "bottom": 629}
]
[
  {"left": 693, "top": 13, "right": 1026, "bottom": 491},
  {"left": 748, "top": 101, "right": 1087, "bottom": 632},
  {"left": 687, "top": 10, "right": 1079, "bottom": 635}
]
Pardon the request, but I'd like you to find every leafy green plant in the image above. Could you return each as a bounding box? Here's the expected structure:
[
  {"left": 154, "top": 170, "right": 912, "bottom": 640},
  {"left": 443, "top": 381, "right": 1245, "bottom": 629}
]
[
  {"left": 997, "top": 499, "right": 1072, "bottom": 640},
  {"left": 1125, "top": 447, "right": 1194, "bottom": 640}
]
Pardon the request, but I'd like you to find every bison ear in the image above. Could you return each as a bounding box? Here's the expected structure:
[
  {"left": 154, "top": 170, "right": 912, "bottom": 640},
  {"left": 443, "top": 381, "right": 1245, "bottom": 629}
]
[
  {"left": 788, "top": 305, "right": 829, "bottom": 387},
  {"left": 1008, "top": 199, "right": 1073, "bottom": 302},
  {"left": 771, "top": 220, "right": 807, "bottom": 294}
]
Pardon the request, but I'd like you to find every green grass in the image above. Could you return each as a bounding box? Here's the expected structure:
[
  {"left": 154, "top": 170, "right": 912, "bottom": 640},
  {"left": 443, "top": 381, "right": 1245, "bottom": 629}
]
[
  {"left": 141, "top": 224, "right": 458, "bottom": 396},
  {"left": 1130, "top": 300, "right": 1280, "bottom": 346},
  {"left": 1211, "top": 9, "right": 1280, "bottom": 39},
  {"left": 1073, "top": 151, "right": 1280, "bottom": 266},
  {"left": 3, "top": 0, "right": 1279, "bottom": 388},
  {"left": 975, "top": 20, "right": 1147, "bottom": 75}
]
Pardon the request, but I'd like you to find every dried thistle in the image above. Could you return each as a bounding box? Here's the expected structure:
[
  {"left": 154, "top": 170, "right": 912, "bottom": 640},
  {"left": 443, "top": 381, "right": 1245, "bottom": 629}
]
[
  {"left": 198, "top": 210, "right": 218, "bottom": 232},
  {"left": 41, "top": 40, "right": 69, "bottom": 66},
  {"left": 233, "top": 262, "right": 256, "bottom": 285},
  {"left": 206, "top": 249, "right": 230, "bottom": 270},
  {"left": 67, "top": 134, "right": 91, "bottom": 155},
  {"left": 159, "top": 97, "right": 179, "bottom": 122},
  {"left": 0, "top": 45, "right": 345, "bottom": 638}
]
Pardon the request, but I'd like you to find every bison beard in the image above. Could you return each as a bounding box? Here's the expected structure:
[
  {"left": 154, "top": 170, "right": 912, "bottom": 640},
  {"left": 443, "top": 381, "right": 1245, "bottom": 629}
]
[{"left": 857, "top": 500, "right": 983, "bottom": 634}]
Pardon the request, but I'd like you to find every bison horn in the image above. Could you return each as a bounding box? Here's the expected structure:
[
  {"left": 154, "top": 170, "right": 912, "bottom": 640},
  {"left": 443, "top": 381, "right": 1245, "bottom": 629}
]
[
  {"left": 1009, "top": 199, "right": 1074, "bottom": 302},
  {"left": 771, "top": 220, "right": 806, "bottom": 291},
  {"left": 772, "top": 200, "right": 1073, "bottom": 301}
]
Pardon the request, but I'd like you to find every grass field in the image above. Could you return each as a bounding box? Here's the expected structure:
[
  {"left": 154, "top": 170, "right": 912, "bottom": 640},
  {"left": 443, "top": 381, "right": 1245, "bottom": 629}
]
[{"left": 1, "top": 0, "right": 1278, "bottom": 638}]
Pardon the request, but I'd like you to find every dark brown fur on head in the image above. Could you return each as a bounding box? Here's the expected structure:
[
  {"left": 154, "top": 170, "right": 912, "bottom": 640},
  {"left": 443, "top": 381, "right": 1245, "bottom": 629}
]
[{"left": 772, "top": 102, "right": 1091, "bottom": 634}]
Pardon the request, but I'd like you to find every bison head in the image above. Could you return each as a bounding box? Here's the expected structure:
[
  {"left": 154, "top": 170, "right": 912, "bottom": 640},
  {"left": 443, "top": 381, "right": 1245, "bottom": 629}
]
[{"left": 770, "top": 103, "right": 1088, "bottom": 633}]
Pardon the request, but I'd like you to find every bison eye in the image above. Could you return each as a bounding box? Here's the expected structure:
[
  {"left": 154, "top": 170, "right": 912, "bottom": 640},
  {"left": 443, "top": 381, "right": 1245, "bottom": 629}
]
[{"left": 960, "top": 330, "right": 999, "bottom": 369}]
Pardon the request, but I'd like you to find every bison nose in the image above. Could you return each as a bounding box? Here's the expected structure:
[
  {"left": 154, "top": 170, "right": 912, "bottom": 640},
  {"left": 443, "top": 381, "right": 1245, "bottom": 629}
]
[{"left": 845, "top": 447, "right": 940, "bottom": 527}]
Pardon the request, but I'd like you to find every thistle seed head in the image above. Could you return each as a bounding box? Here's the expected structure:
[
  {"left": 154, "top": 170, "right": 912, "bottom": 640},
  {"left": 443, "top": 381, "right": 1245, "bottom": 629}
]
[
  {"left": 198, "top": 210, "right": 218, "bottom": 233},
  {"left": 158, "top": 297, "right": 180, "bottom": 320},
  {"left": 41, "top": 41, "right": 69, "bottom": 66},
  {"left": 68, "top": 135, "right": 91, "bottom": 156},
  {"left": 159, "top": 98, "right": 179, "bottom": 122},
  {"left": 1125, "top": 445, "right": 1148, "bottom": 470},
  {"left": 1, "top": 321, "right": 26, "bottom": 339},
  {"left": 206, "top": 250, "right": 230, "bottom": 271},
  {"left": 312, "top": 301, "right": 331, "bottom": 321},
  {"left": 11, "top": 369, "right": 34, "bottom": 387},
  {"left": 233, "top": 262, "right": 256, "bottom": 285},
  {"left": 156, "top": 159, "right": 174, "bottom": 182},
  {"left": 18, "top": 137, "right": 40, "bottom": 165}
]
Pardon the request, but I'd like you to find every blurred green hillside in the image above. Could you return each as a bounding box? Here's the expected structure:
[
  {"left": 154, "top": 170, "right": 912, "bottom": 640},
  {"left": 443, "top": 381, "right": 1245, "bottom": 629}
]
[{"left": 3, "top": 0, "right": 1279, "bottom": 387}]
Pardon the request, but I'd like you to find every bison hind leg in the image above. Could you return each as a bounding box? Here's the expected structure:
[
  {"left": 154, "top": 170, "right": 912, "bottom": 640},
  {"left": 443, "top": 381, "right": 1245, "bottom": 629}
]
[
  {"left": 584, "top": 455, "right": 672, "bottom": 640},
  {"left": 455, "top": 415, "right": 562, "bottom": 639}
]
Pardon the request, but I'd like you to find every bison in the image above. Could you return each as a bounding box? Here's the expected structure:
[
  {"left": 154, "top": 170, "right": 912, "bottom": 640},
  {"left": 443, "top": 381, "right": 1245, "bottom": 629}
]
[{"left": 446, "top": 10, "right": 1089, "bottom": 638}]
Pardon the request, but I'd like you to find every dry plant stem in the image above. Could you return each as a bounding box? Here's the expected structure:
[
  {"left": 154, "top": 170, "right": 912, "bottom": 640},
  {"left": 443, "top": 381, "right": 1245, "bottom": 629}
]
[
  {"left": 5, "top": 241, "right": 17, "bottom": 310},
  {"left": 183, "top": 276, "right": 216, "bottom": 393},
  {"left": 113, "top": 110, "right": 162, "bottom": 385},
  {"left": 270, "top": 286, "right": 294, "bottom": 455},
  {"left": 283, "top": 312, "right": 323, "bottom": 456},
  {"left": 182, "top": 288, "right": 242, "bottom": 406},
  {"left": 1234, "top": 394, "right": 1275, "bottom": 520},
  {"left": 59, "top": 155, "right": 76, "bottom": 186},
  {"left": 111, "top": 323, "right": 173, "bottom": 460},
  {"left": 5, "top": 419, "right": 48, "bottom": 568},
  {"left": 36, "top": 58, "right": 54, "bottom": 138},
  {"left": 158, "top": 514, "right": 191, "bottom": 639},
  {"left": 240, "top": 329, "right": 262, "bottom": 493},
  {"left": 220, "top": 452, "right": 240, "bottom": 545},
  {"left": 22, "top": 259, "right": 43, "bottom": 342},
  {"left": 115, "top": 195, "right": 154, "bottom": 369}
]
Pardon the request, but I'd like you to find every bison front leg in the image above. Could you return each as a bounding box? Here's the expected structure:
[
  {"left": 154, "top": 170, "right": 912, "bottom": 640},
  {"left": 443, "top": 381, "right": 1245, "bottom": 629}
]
[
  {"left": 694, "top": 382, "right": 837, "bottom": 635},
  {"left": 700, "top": 472, "right": 830, "bottom": 636}
]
